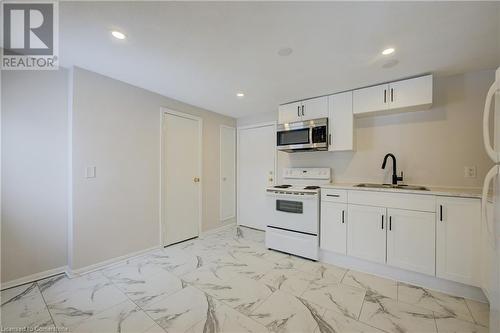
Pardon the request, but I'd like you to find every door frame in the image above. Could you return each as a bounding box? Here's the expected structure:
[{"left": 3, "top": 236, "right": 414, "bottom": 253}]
[
  {"left": 160, "top": 107, "right": 203, "bottom": 246},
  {"left": 236, "top": 121, "right": 277, "bottom": 228},
  {"left": 219, "top": 125, "right": 236, "bottom": 222}
]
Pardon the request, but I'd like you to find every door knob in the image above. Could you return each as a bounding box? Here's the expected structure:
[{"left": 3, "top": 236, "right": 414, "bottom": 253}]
[{"left": 193, "top": 177, "right": 200, "bottom": 183}]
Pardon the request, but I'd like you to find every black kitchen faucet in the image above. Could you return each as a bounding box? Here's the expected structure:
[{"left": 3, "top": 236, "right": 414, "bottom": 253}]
[{"left": 382, "top": 153, "right": 404, "bottom": 185}]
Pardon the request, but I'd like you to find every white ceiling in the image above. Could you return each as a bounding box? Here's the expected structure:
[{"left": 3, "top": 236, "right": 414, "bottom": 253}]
[{"left": 60, "top": 2, "right": 500, "bottom": 118}]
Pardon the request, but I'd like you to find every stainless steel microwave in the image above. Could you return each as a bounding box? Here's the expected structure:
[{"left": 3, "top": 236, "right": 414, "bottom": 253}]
[{"left": 276, "top": 118, "right": 328, "bottom": 152}]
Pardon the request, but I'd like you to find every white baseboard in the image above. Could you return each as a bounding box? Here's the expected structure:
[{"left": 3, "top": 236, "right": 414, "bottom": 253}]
[
  {"left": 202, "top": 222, "right": 236, "bottom": 236},
  {"left": 320, "top": 249, "right": 488, "bottom": 303},
  {"left": 1, "top": 266, "right": 68, "bottom": 291},
  {"left": 67, "top": 245, "right": 160, "bottom": 278}
]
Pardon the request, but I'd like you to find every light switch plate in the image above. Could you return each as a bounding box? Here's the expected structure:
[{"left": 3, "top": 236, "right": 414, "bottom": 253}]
[
  {"left": 464, "top": 166, "right": 476, "bottom": 178},
  {"left": 85, "top": 166, "right": 96, "bottom": 178}
]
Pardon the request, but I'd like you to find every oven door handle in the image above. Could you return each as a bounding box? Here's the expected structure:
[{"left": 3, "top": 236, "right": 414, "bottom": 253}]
[{"left": 266, "top": 193, "right": 318, "bottom": 200}]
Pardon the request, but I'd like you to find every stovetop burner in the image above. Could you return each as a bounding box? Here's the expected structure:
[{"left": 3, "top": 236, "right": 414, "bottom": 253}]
[
  {"left": 274, "top": 184, "right": 292, "bottom": 189},
  {"left": 304, "top": 186, "right": 320, "bottom": 190}
]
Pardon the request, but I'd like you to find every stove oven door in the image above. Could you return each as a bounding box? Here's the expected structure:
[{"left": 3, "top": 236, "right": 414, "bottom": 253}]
[{"left": 266, "top": 192, "right": 319, "bottom": 235}]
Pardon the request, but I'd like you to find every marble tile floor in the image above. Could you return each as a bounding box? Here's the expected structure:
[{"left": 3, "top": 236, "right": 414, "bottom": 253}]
[{"left": 1, "top": 225, "right": 490, "bottom": 333}]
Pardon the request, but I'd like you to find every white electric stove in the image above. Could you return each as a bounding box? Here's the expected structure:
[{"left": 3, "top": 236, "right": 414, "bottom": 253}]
[{"left": 265, "top": 168, "right": 331, "bottom": 260}]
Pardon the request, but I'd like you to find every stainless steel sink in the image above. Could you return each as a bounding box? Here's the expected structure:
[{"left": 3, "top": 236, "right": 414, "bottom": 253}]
[{"left": 355, "top": 183, "right": 429, "bottom": 191}]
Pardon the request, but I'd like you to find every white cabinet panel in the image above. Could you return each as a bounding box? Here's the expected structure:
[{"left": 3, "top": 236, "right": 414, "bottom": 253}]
[
  {"left": 328, "top": 91, "right": 354, "bottom": 151},
  {"left": 353, "top": 84, "right": 389, "bottom": 115},
  {"left": 436, "top": 197, "right": 481, "bottom": 286},
  {"left": 389, "top": 75, "right": 433, "bottom": 110},
  {"left": 348, "top": 190, "right": 436, "bottom": 212},
  {"left": 386, "top": 209, "right": 435, "bottom": 275},
  {"left": 301, "top": 96, "right": 328, "bottom": 121},
  {"left": 320, "top": 202, "right": 347, "bottom": 254},
  {"left": 278, "top": 102, "right": 302, "bottom": 124},
  {"left": 347, "top": 204, "right": 386, "bottom": 264},
  {"left": 321, "top": 189, "right": 347, "bottom": 203}
]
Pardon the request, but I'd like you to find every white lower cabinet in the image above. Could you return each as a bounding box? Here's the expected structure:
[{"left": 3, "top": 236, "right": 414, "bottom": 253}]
[
  {"left": 320, "top": 190, "right": 481, "bottom": 287},
  {"left": 347, "top": 204, "right": 386, "bottom": 264},
  {"left": 386, "top": 208, "right": 435, "bottom": 275},
  {"left": 436, "top": 197, "right": 481, "bottom": 287},
  {"left": 320, "top": 202, "right": 347, "bottom": 254}
]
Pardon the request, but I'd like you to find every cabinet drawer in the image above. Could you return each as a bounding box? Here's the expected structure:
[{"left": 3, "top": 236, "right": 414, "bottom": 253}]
[
  {"left": 348, "top": 190, "right": 435, "bottom": 212},
  {"left": 322, "top": 189, "right": 347, "bottom": 203}
]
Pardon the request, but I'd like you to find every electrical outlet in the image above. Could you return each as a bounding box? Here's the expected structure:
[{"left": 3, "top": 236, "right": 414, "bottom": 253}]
[
  {"left": 85, "top": 166, "right": 96, "bottom": 178},
  {"left": 464, "top": 166, "right": 477, "bottom": 178}
]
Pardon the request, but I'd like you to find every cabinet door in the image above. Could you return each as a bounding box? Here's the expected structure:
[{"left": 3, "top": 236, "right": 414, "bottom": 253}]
[
  {"left": 278, "top": 102, "right": 302, "bottom": 124},
  {"left": 320, "top": 202, "right": 347, "bottom": 254},
  {"left": 352, "top": 84, "right": 389, "bottom": 115},
  {"left": 301, "top": 96, "right": 328, "bottom": 121},
  {"left": 328, "top": 92, "right": 354, "bottom": 151},
  {"left": 388, "top": 75, "right": 432, "bottom": 110},
  {"left": 347, "top": 204, "right": 386, "bottom": 264},
  {"left": 436, "top": 197, "right": 481, "bottom": 286},
  {"left": 386, "top": 209, "right": 435, "bottom": 275}
]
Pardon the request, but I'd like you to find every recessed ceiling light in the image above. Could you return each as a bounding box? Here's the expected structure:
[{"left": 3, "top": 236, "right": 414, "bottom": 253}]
[
  {"left": 278, "top": 47, "right": 293, "bottom": 56},
  {"left": 111, "top": 30, "right": 126, "bottom": 40},
  {"left": 382, "top": 48, "right": 395, "bottom": 55},
  {"left": 236, "top": 92, "right": 245, "bottom": 98}
]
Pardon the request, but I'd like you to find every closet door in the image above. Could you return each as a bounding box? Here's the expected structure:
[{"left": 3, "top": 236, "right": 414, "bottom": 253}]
[
  {"left": 220, "top": 126, "right": 236, "bottom": 222},
  {"left": 237, "top": 124, "right": 276, "bottom": 230}
]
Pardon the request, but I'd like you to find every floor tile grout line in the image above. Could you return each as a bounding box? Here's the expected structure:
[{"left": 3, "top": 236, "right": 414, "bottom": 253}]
[
  {"left": 187, "top": 274, "right": 271, "bottom": 331},
  {"left": 356, "top": 289, "right": 367, "bottom": 320},
  {"left": 36, "top": 271, "right": 132, "bottom": 331},
  {"left": 105, "top": 269, "right": 170, "bottom": 333},
  {"left": 35, "top": 282, "right": 58, "bottom": 331},
  {"left": 463, "top": 297, "right": 480, "bottom": 326}
]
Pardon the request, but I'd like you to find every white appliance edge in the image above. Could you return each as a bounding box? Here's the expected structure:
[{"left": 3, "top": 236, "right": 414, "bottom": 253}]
[{"left": 481, "top": 66, "right": 500, "bottom": 330}]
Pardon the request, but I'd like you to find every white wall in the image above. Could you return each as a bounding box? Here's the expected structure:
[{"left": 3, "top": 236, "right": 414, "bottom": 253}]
[
  {"left": 1, "top": 66, "right": 236, "bottom": 283},
  {"left": 1, "top": 69, "right": 69, "bottom": 284},
  {"left": 69, "top": 67, "right": 236, "bottom": 271},
  {"left": 238, "top": 69, "right": 495, "bottom": 188}
]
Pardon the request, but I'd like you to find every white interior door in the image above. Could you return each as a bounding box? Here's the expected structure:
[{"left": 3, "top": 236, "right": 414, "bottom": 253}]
[
  {"left": 163, "top": 111, "right": 201, "bottom": 246},
  {"left": 220, "top": 126, "right": 236, "bottom": 222},
  {"left": 237, "top": 124, "right": 275, "bottom": 230}
]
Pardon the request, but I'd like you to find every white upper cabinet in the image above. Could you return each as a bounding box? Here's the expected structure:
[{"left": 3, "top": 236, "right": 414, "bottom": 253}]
[
  {"left": 278, "top": 97, "right": 328, "bottom": 124},
  {"left": 328, "top": 91, "right": 354, "bottom": 151},
  {"left": 278, "top": 101, "right": 302, "bottom": 124},
  {"left": 436, "top": 196, "right": 481, "bottom": 287},
  {"left": 301, "top": 96, "right": 328, "bottom": 121},
  {"left": 353, "top": 75, "right": 433, "bottom": 116},
  {"left": 388, "top": 75, "right": 433, "bottom": 110},
  {"left": 353, "top": 84, "right": 389, "bottom": 115},
  {"left": 386, "top": 208, "right": 436, "bottom": 275}
]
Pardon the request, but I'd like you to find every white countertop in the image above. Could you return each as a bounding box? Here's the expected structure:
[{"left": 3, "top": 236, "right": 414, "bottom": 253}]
[{"left": 321, "top": 183, "right": 483, "bottom": 199}]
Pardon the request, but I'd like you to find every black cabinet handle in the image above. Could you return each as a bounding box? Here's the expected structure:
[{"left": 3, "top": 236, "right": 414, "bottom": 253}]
[
  {"left": 329, "top": 134, "right": 332, "bottom": 145},
  {"left": 440, "top": 205, "right": 443, "bottom": 221},
  {"left": 301, "top": 105, "right": 304, "bottom": 116},
  {"left": 342, "top": 210, "right": 345, "bottom": 223},
  {"left": 326, "top": 194, "right": 340, "bottom": 197},
  {"left": 389, "top": 216, "right": 392, "bottom": 231},
  {"left": 391, "top": 88, "right": 394, "bottom": 102},
  {"left": 384, "top": 90, "right": 387, "bottom": 103},
  {"left": 381, "top": 215, "right": 384, "bottom": 229},
  {"left": 297, "top": 106, "right": 300, "bottom": 117}
]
